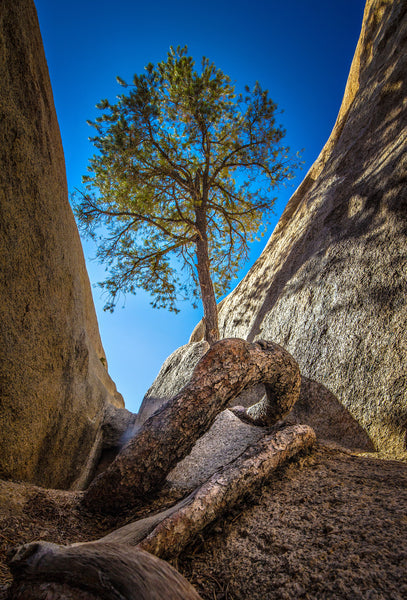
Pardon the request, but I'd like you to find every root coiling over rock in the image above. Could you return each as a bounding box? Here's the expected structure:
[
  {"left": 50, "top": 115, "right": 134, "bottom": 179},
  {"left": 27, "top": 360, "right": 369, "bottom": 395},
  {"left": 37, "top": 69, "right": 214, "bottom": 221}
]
[
  {"left": 8, "top": 424, "right": 315, "bottom": 599},
  {"left": 7, "top": 338, "right": 310, "bottom": 599},
  {"left": 140, "top": 424, "right": 315, "bottom": 557},
  {"left": 83, "top": 339, "right": 301, "bottom": 514}
]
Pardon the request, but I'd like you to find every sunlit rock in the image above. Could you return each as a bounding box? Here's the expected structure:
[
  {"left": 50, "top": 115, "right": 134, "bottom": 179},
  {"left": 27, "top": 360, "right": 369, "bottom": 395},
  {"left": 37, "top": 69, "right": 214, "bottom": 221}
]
[
  {"left": 0, "top": 0, "right": 123, "bottom": 489},
  {"left": 192, "top": 0, "right": 407, "bottom": 457}
]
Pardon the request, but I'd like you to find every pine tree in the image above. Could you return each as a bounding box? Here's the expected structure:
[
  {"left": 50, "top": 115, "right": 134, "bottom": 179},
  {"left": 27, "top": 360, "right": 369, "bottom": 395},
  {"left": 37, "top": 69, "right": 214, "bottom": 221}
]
[{"left": 74, "top": 46, "right": 300, "bottom": 345}]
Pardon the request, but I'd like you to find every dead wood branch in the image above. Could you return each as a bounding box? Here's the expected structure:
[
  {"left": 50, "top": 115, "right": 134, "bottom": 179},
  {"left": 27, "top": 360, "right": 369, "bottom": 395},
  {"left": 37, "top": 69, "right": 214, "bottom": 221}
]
[
  {"left": 8, "top": 542, "right": 203, "bottom": 600},
  {"left": 139, "top": 424, "right": 316, "bottom": 558},
  {"left": 83, "top": 339, "right": 301, "bottom": 514}
]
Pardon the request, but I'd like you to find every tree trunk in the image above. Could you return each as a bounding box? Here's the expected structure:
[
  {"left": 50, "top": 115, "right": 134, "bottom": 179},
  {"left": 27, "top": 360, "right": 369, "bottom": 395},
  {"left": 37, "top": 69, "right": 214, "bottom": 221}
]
[
  {"left": 82, "top": 338, "right": 301, "bottom": 514},
  {"left": 195, "top": 206, "right": 219, "bottom": 346}
]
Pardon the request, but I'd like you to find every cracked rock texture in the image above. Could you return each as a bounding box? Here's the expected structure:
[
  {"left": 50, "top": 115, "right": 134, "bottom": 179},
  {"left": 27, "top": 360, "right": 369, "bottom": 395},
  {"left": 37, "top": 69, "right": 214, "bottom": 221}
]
[
  {"left": 0, "top": 0, "right": 123, "bottom": 490},
  {"left": 192, "top": 0, "right": 407, "bottom": 457}
]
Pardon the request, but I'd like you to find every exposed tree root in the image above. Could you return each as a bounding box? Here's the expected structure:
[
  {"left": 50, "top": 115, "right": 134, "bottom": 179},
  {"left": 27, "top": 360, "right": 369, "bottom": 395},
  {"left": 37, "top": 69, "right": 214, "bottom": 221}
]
[
  {"left": 8, "top": 543, "right": 202, "bottom": 600},
  {"left": 7, "top": 425, "right": 315, "bottom": 599},
  {"left": 7, "top": 338, "right": 309, "bottom": 599},
  {"left": 83, "top": 339, "right": 301, "bottom": 514},
  {"left": 138, "top": 424, "right": 316, "bottom": 557}
]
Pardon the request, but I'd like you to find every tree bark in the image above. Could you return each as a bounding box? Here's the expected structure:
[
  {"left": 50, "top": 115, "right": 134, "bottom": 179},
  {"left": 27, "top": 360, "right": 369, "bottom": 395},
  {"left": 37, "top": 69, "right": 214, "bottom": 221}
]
[
  {"left": 99, "top": 424, "right": 316, "bottom": 557},
  {"left": 194, "top": 205, "right": 219, "bottom": 345},
  {"left": 82, "top": 338, "right": 301, "bottom": 514},
  {"left": 8, "top": 424, "right": 315, "bottom": 600}
]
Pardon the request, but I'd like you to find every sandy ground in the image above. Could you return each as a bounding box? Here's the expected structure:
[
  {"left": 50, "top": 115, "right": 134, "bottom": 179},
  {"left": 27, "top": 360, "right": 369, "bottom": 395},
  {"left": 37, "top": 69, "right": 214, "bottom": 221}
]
[
  {"left": 176, "top": 446, "right": 407, "bottom": 599},
  {"left": 0, "top": 446, "right": 406, "bottom": 599}
]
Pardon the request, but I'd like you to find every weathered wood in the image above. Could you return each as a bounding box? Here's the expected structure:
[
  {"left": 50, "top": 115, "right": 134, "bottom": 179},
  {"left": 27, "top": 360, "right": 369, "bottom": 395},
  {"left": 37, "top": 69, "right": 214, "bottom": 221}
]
[
  {"left": 89, "top": 424, "right": 315, "bottom": 556},
  {"left": 7, "top": 424, "right": 315, "bottom": 599},
  {"left": 230, "top": 341, "right": 306, "bottom": 426},
  {"left": 94, "top": 495, "right": 195, "bottom": 547},
  {"left": 83, "top": 338, "right": 301, "bottom": 513},
  {"left": 8, "top": 542, "right": 203, "bottom": 600},
  {"left": 138, "top": 424, "right": 316, "bottom": 558}
]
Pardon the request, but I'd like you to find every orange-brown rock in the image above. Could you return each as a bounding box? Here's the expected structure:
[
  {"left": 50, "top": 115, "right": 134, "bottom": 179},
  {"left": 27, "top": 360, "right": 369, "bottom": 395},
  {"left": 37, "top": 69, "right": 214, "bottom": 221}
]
[{"left": 0, "top": 0, "right": 123, "bottom": 489}]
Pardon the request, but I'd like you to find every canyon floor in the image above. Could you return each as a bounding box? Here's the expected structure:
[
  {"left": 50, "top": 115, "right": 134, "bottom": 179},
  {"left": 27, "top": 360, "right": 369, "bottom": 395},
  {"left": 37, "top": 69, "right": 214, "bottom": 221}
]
[{"left": 1, "top": 445, "right": 406, "bottom": 599}]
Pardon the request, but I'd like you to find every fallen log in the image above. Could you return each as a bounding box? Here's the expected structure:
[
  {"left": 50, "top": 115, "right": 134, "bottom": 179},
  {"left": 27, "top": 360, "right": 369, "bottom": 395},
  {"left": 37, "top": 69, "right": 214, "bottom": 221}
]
[
  {"left": 83, "top": 339, "right": 301, "bottom": 514},
  {"left": 8, "top": 542, "right": 203, "bottom": 600}
]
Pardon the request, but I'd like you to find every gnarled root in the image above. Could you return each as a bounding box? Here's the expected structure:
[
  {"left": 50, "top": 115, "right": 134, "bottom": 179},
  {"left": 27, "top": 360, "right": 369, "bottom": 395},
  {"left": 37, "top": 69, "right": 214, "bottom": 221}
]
[
  {"left": 97, "top": 424, "right": 316, "bottom": 557},
  {"left": 8, "top": 424, "right": 315, "bottom": 599},
  {"left": 83, "top": 339, "right": 301, "bottom": 514}
]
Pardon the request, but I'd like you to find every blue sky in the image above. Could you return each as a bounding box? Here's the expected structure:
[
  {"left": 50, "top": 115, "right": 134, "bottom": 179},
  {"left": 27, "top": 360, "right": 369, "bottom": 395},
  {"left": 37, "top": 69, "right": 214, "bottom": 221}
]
[{"left": 34, "top": 0, "right": 366, "bottom": 413}]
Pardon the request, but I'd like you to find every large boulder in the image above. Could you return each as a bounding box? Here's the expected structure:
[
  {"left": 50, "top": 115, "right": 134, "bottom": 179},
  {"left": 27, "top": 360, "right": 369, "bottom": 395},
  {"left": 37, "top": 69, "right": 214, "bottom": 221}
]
[
  {"left": 192, "top": 0, "right": 407, "bottom": 457},
  {"left": 0, "top": 0, "right": 123, "bottom": 489},
  {"left": 135, "top": 341, "right": 209, "bottom": 427}
]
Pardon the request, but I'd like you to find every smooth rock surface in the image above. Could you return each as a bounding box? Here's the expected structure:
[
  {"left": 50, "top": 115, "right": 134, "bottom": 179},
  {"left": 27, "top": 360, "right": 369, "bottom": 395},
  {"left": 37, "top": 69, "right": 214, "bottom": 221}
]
[
  {"left": 166, "top": 409, "right": 269, "bottom": 491},
  {"left": 193, "top": 0, "right": 407, "bottom": 456},
  {"left": 291, "top": 377, "right": 375, "bottom": 451},
  {"left": 0, "top": 0, "right": 123, "bottom": 489},
  {"left": 102, "top": 404, "right": 137, "bottom": 450},
  {"left": 135, "top": 341, "right": 209, "bottom": 427}
]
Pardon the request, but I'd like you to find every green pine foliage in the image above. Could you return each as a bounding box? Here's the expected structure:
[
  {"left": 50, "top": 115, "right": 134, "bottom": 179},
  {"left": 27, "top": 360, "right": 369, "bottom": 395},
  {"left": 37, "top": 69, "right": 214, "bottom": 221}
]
[{"left": 74, "top": 46, "right": 301, "bottom": 320}]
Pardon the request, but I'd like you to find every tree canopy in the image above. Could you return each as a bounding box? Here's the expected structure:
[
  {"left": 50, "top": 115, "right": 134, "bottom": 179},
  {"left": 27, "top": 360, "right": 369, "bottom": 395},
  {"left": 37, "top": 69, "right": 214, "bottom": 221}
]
[{"left": 74, "top": 45, "right": 301, "bottom": 344}]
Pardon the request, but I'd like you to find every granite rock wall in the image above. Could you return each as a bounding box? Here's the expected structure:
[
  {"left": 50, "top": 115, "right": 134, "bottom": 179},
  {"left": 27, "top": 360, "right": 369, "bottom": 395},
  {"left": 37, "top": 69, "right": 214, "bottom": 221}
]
[
  {"left": 0, "top": 0, "right": 123, "bottom": 489},
  {"left": 213, "top": 0, "right": 407, "bottom": 456}
]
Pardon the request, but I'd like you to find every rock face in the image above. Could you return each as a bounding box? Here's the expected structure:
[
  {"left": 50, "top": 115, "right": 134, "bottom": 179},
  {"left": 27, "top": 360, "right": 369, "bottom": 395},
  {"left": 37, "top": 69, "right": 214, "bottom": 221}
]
[
  {"left": 166, "top": 409, "right": 269, "bottom": 492},
  {"left": 136, "top": 341, "right": 209, "bottom": 427},
  {"left": 0, "top": 0, "right": 123, "bottom": 489},
  {"left": 192, "top": 0, "right": 407, "bottom": 456}
]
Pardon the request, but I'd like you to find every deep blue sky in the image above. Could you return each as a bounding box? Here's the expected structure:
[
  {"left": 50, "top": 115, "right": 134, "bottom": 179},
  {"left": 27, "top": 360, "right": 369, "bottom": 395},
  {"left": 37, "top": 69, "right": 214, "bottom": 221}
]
[{"left": 35, "top": 0, "right": 366, "bottom": 413}]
